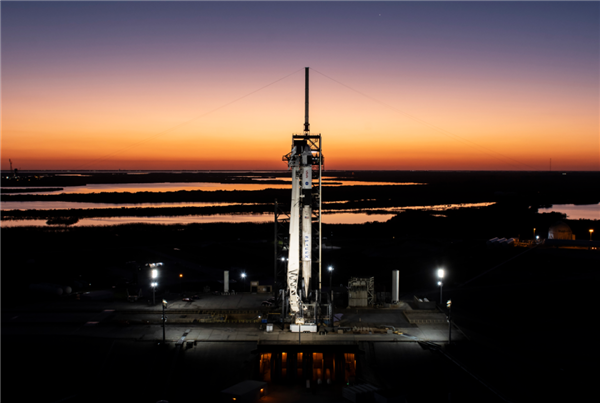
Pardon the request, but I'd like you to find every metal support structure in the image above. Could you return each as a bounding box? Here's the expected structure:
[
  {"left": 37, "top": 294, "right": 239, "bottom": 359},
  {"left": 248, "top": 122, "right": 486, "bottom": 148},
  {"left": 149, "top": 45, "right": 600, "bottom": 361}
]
[
  {"left": 367, "top": 277, "right": 375, "bottom": 306},
  {"left": 274, "top": 199, "right": 290, "bottom": 301},
  {"left": 273, "top": 198, "right": 291, "bottom": 316},
  {"left": 348, "top": 277, "right": 375, "bottom": 307}
]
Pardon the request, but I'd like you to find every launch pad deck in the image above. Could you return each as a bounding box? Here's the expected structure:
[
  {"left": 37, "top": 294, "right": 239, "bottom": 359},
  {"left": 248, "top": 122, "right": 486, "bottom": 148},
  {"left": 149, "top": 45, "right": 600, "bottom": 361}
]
[{"left": 4, "top": 292, "right": 463, "bottom": 344}]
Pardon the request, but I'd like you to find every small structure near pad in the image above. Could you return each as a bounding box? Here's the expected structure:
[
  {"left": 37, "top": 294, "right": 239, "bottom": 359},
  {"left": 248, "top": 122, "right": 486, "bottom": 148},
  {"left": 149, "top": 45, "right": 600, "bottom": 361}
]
[{"left": 348, "top": 277, "right": 375, "bottom": 307}]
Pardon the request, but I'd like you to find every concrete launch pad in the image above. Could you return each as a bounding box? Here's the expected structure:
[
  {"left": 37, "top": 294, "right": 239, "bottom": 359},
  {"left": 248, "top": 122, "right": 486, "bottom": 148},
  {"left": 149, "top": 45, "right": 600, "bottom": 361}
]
[{"left": 3, "top": 291, "right": 463, "bottom": 345}]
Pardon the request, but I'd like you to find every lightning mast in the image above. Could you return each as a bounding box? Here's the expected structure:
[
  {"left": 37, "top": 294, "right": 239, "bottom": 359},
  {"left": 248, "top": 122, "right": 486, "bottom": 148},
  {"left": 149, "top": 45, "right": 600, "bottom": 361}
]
[{"left": 283, "top": 67, "right": 323, "bottom": 329}]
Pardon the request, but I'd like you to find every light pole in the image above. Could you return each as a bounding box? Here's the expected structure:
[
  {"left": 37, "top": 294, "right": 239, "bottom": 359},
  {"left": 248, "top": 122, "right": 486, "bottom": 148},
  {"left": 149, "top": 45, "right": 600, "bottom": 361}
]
[
  {"left": 179, "top": 273, "right": 183, "bottom": 294},
  {"left": 162, "top": 299, "right": 168, "bottom": 344},
  {"left": 437, "top": 269, "right": 444, "bottom": 305},
  {"left": 447, "top": 299, "right": 452, "bottom": 344},
  {"left": 328, "top": 266, "right": 334, "bottom": 328},
  {"left": 533, "top": 228, "right": 536, "bottom": 242},
  {"left": 241, "top": 272, "right": 246, "bottom": 292},
  {"left": 590, "top": 229, "right": 594, "bottom": 241},
  {"left": 151, "top": 269, "right": 158, "bottom": 305}
]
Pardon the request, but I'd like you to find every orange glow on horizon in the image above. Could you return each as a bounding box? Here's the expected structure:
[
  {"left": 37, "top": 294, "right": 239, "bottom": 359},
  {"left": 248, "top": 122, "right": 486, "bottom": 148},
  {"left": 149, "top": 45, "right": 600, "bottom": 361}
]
[
  {"left": 3, "top": 67, "right": 598, "bottom": 171},
  {"left": 3, "top": 90, "right": 597, "bottom": 171}
]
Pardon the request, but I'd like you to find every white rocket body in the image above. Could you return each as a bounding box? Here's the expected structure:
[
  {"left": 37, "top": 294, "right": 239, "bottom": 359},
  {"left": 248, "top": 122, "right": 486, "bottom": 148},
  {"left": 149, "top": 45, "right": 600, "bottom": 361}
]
[
  {"left": 288, "top": 161, "right": 301, "bottom": 315},
  {"left": 287, "top": 145, "right": 313, "bottom": 321}
]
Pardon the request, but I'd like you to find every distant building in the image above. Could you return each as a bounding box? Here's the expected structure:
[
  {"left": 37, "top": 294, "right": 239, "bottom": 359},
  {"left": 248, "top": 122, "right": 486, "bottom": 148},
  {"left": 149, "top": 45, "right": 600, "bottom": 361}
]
[{"left": 548, "top": 221, "right": 575, "bottom": 240}]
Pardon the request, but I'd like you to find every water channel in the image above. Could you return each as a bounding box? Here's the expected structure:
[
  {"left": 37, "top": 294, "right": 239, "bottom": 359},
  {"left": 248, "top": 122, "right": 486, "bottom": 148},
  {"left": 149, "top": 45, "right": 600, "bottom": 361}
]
[
  {"left": 0, "top": 203, "right": 497, "bottom": 228},
  {"left": 0, "top": 213, "right": 399, "bottom": 227},
  {"left": 4, "top": 202, "right": 596, "bottom": 228},
  {"left": 1, "top": 179, "right": 422, "bottom": 196}
]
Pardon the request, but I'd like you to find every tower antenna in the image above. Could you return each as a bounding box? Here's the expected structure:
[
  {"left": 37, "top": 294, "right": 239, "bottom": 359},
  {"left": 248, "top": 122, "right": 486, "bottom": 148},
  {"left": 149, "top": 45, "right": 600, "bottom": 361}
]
[{"left": 304, "top": 67, "right": 310, "bottom": 133}]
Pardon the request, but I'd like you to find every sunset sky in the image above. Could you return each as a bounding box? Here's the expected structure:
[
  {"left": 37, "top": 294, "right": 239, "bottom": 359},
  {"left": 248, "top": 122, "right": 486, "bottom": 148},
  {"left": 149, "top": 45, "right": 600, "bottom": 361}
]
[{"left": 1, "top": 1, "right": 598, "bottom": 171}]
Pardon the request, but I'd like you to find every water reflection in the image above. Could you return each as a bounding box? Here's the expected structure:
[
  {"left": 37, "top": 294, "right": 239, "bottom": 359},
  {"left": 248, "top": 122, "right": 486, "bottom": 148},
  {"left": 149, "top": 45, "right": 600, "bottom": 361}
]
[
  {"left": 244, "top": 176, "right": 421, "bottom": 187},
  {"left": 1, "top": 180, "right": 423, "bottom": 196},
  {"left": 1, "top": 201, "right": 242, "bottom": 211},
  {"left": 321, "top": 213, "right": 395, "bottom": 224},
  {"left": 0, "top": 200, "right": 488, "bottom": 212},
  {"left": 538, "top": 203, "right": 599, "bottom": 220},
  {"left": 0, "top": 212, "right": 397, "bottom": 227},
  {"left": 1, "top": 182, "right": 289, "bottom": 195}
]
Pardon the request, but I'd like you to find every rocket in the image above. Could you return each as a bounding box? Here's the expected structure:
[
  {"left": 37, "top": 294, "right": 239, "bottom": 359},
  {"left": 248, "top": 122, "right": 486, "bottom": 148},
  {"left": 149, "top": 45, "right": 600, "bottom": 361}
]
[
  {"left": 286, "top": 68, "right": 313, "bottom": 320},
  {"left": 301, "top": 148, "right": 312, "bottom": 299},
  {"left": 287, "top": 149, "right": 301, "bottom": 316},
  {"left": 287, "top": 141, "right": 312, "bottom": 318}
]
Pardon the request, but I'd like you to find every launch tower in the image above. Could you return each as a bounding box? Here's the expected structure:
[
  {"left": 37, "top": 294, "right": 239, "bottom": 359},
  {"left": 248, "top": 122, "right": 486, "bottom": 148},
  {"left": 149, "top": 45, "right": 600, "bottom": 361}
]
[{"left": 282, "top": 67, "right": 324, "bottom": 330}]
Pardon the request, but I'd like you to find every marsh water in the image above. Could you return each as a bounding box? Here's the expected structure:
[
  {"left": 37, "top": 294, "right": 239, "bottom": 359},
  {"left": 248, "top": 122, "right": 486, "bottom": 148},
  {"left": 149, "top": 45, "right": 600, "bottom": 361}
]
[
  {"left": 1, "top": 178, "right": 421, "bottom": 196},
  {"left": 2, "top": 174, "right": 597, "bottom": 227},
  {"left": 0, "top": 212, "right": 398, "bottom": 227},
  {"left": 0, "top": 178, "right": 427, "bottom": 226}
]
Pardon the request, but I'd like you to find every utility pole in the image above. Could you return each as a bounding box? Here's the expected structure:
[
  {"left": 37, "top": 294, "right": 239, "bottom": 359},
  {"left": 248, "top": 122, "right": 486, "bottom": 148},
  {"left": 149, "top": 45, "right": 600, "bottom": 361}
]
[
  {"left": 447, "top": 299, "right": 452, "bottom": 344},
  {"left": 329, "top": 266, "right": 334, "bottom": 329},
  {"left": 162, "top": 299, "right": 167, "bottom": 344},
  {"left": 274, "top": 199, "right": 278, "bottom": 299}
]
